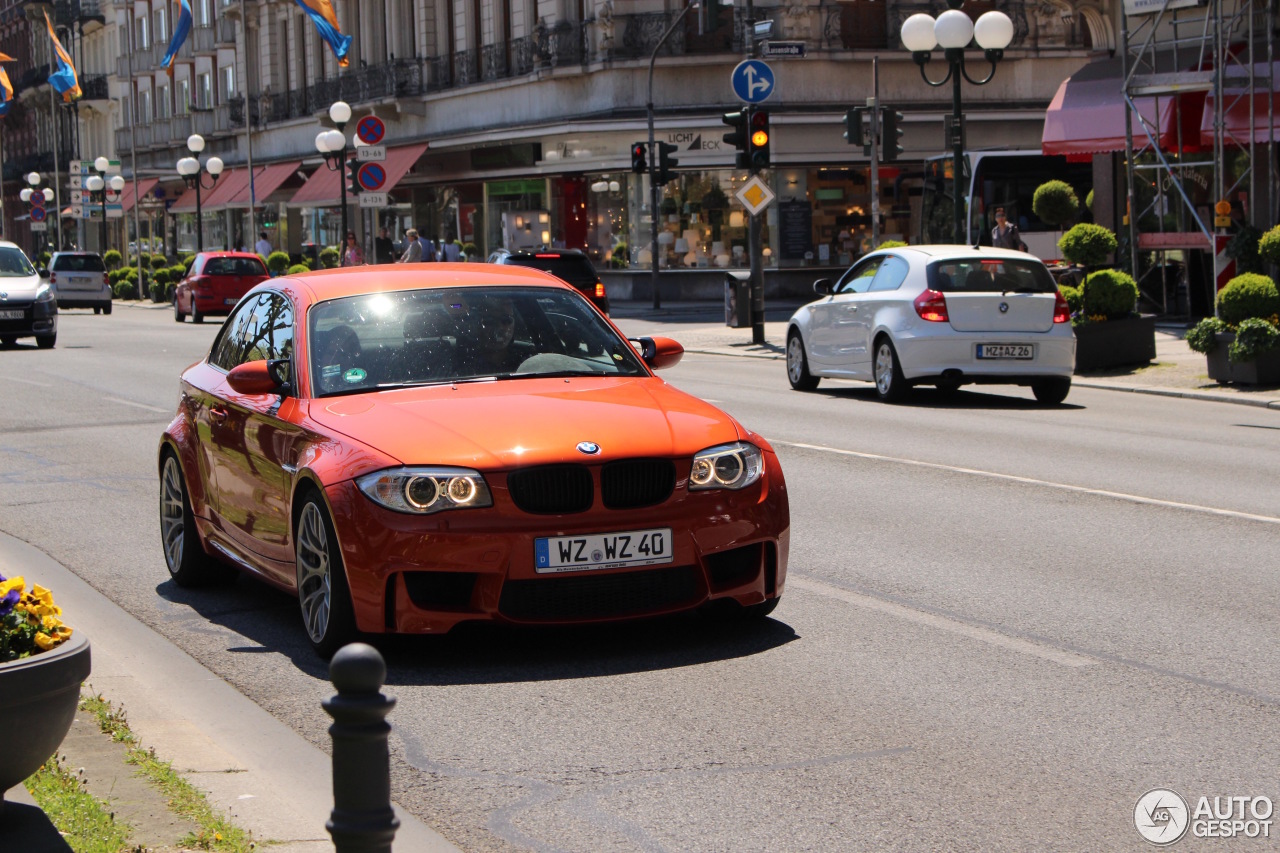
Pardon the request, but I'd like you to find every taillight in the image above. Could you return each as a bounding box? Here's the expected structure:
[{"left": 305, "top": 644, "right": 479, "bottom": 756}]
[
  {"left": 913, "top": 289, "right": 949, "bottom": 323},
  {"left": 50, "top": 272, "right": 57, "bottom": 285},
  {"left": 1053, "top": 290, "right": 1071, "bottom": 323},
  {"left": 102, "top": 273, "right": 109, "bottom": 286},
  {"left": 594, "top": 282, "right": 605, "bottom": 298},
  {"left": 193, "top": 276, "right": 209, "bottom": 292}
]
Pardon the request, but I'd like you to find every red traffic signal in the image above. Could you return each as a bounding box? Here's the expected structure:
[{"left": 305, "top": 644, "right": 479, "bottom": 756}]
[{"left": 631, "top": 142, "right": 648, "bottom": 174}]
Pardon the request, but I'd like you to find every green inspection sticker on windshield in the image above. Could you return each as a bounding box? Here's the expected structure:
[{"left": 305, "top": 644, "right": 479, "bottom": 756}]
[{"left": 343, "top": 368, "right": 367, "bottom": 384}]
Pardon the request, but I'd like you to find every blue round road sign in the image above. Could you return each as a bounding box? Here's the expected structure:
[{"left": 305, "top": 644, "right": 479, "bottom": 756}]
[
  {"left": 356, "top": 115, "right": 386, "bottom": 145},
  {"left": 30, "top": 206, "right": 47, "bottom": 222},
  {"left": 731, "top": 59, "right": 775, "bottom": 104},
  {"left": 357, "top": 162, "right": 386, "bottom": 192}
]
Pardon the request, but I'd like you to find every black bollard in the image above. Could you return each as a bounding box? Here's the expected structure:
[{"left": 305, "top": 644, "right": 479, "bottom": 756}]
[{"left": 323, "top": 642, "right": 400, "bottom": 853}]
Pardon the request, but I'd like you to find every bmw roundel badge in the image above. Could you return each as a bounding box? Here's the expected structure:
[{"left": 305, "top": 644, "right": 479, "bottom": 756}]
[
  {"left": 999, "top": 302, "right": 1009, "bottom": 313},
  {"left": 577, "top": 441, "right": 601, "bottom": 455}
]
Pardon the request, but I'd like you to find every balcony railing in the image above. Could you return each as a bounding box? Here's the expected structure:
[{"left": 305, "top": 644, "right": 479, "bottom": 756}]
[
  {"left": 192, "top": 104, "right": 231, "bottom": 137},
  {"left": 216, "top": 16, "right": 237, "bottom": 45},
  {"left": 80, "top": 74, "right": 109, "bottom": 101},
  {"left": 192, "top": 24, "right": 216, "bottom": 53}
]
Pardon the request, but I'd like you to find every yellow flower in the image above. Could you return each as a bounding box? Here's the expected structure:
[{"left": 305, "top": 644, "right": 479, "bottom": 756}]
[
  {"left": 34, "top": 632, "right": 57, "bottom": 650},
  {"left": 0, "top": 576, "right": 24, "bottom": 598}
]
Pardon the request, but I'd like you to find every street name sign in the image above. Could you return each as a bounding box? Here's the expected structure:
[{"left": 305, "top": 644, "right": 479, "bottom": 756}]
[
  {"left": 359, "top": 192, "right": 388, "bottom": 208},
  {"left": 731, "top": 59, "right": 775, "bottom": 104},
  {"left": 357, "top": 145, "right": 387, "bottom": 162},
  {"left": 735, "top": 175, "right": 775, "bottom": 215},
  {"left": 761, "top": 41, "right": 806, "bottom": 58}
]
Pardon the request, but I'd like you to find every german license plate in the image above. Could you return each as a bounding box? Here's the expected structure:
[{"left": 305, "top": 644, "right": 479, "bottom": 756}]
[
  {"left": 534, "top": 528, "right": 673, "bottom": 574},
  {"left": 0, "top": 309, "right": 23, "bottom": 320},
  {"left": 224, "top": 297, "right": 238, "bottom": 305},
  {"left": 977, "top": 344, "right": 1033, "bottom": 359}
]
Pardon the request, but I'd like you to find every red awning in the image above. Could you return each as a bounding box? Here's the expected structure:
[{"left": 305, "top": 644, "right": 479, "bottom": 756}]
[
  {"left": 169, "top": 184, "right": 201, "bottom": 214},
  {"left": 201, "top": 169, "right": 251, "bottom": 210},
  {"left": 225, "top": 161, "right": 304, "bottom": 208},
  {"left": 289, "top": 143, "right": 427, "bottom": 207},
  {"left": 118, "top": 178, "right": 159, "bottom": 213},
  {"left": 1200, "top": 62, "right": 1280, "bottom": 147},
  {"left": 1042, "top": 59, "right": 1202, "bottom": 158}
]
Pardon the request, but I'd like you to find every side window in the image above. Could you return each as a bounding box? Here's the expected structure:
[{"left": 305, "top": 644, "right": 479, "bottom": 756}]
[
  {"left": 868, "top": 256, "right": 910, "bottom": 292},
  {"left": 209, "top": 297, "right": 260, "bottom": 371},
  {"left": 835, "top": 257, "right": 882, "bottom": 294},
  {"left": 238, "top": 293, "right": 294, "bottom": 364}
]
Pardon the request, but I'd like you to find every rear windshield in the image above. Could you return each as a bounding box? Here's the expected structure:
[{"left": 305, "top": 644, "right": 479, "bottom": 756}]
[
  {"left": 506, "top": 255, "right": 597, "bottom": 287},
  {"left": 927, "top": 258, "right": 1056, "bottom": 294},
  {"left": 204, "top": 257, "right": 267, "bottom": 277},
  {"left": 52, "top": 254, "right": 105, "bottom": 272}
]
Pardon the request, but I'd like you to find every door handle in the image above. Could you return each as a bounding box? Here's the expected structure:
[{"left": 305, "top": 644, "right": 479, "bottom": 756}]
[{"left": 210, "top": 406, "right": 228, "bottom": 421}]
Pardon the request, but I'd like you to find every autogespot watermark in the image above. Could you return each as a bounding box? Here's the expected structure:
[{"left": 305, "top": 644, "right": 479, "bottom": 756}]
[{"left": 1135, "top": 789, "right": 1274, "bottom": 845}]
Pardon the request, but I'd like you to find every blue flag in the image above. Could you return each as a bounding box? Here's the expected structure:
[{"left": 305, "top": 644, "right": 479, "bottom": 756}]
[{"left": 160, "top": 0, "right": 194, "bottom": 77}]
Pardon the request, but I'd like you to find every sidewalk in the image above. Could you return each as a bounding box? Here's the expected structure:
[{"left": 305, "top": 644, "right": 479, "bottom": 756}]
[
  {"left": 0, "top": 531, "right": 461, "bottom": 853},
  {"left": 607, "top": 300, "right": 1280, "bottom": 410}
]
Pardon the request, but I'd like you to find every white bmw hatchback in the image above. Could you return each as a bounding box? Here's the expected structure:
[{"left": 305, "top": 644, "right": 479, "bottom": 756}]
[{"left": 786, "top": 245, "right": 1076, "bottom": 404}]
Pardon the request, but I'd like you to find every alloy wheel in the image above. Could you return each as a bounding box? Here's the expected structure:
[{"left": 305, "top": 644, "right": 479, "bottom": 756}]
[
  {"left": 296, "top": 502, "right": 332, "bottom": 644},
  {"left": 787, "top": 336, "right": 805, "bottom": 384},
  {"left": 875, "top": 343, "right": 895, "bottom": 395},
  {"left": 160, "top": 456, "right": 186, "bottom": 571}
]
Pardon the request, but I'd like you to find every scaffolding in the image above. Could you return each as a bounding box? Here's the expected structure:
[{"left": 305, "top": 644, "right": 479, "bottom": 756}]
[{"left": 1122, "top": 0, "right": 1277, "bottom": 316}]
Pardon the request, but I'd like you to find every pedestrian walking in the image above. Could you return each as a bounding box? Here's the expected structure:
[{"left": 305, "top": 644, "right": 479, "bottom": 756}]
[
  {"left": 419, "top": 232, "right": 439, "bottom": 262},
  {"left": 343, "top": 231, "right": 364, "bottom": 266},
  {"left": 441, "top": 238, "right": 463, "bottom": 262},
  {"left": 398, "top": 229, "right": 423, "bottom": 263},
  {"left": 991, "top": 208, "right": 1028, "bottom": 252},
  {"left": 374, "top": 228, "right": 394, "bottom": 264},
  {"left": 255, "top": 231, "right": 272, "bottom": 258}
]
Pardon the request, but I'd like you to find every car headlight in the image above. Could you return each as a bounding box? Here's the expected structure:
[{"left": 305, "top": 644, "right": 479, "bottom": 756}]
[
  {"left": 35, "top": 285, "right": 55, "bottom": 303},
  {"left": 689, "top": 442, "right": 764, "bottom": 491},
  {"left": 356, "top": 467, "right": 493, "bottom": 515}
]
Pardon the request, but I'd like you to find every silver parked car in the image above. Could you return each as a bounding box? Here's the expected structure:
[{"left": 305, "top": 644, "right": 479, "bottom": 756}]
[
  {"left": 48, "top": 252, "right": 111, "bottom": 314},
  {"left": 786, "top": 245, "right": 1076, "bottom": 404},
  {"left": 0, "top": 241, "right": 58, "bottom": 349}
]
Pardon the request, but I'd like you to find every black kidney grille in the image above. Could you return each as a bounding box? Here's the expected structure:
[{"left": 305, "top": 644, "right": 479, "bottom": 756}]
[
  {"left": 507, "top": 464, "right": 593, "bottom": 514},
  {"left": 499, "top": 565, "right": 702, "bottom": 621},
  {"left": 601, "top": 459, "right": 675, "bottom": 509}
]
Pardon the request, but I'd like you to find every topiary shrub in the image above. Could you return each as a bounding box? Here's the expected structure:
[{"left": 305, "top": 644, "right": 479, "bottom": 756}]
[
  {"left": 103, "top": 249, "right": 122, "bottom": 270},
  {"left": 1058, "top": 223, "right": 1117, "bottom": 269},
  {"left": 1085, "top": 189, "right": 1095, "bottom": 213},
  {"left": 1081, "top": 269, "right": 1139, "bottom": 320},
  {"left": 1226, "top": 224, "right": 1264, "bottom": 275},
  {"left": 39, "top": 252, "right": 50, "bottom": 267},
  {"left": 287, "top": 263, "right": 310, "bottom": 275},
  {"left": 123, "top": 267, "right": 138, "bottom": 282},
  {"left": 150, "top": 255, "right": 167, "bottom": 270},
  {"left": 1216, "top": 273, "right": 1280, "bottom": 325},
  {"left": 461, "top": 242, "right": 479, "bottom": 260},
  {"left": 1186, "top": 317, "right": 1229, "bottom": 354},
  {"left": 318, "top": 247, "right": 340, "bottom": 269},
  {"left": 266, "top": 251, "right": 291, "bottom": 275},
  {"left": 876, "top": 240, "right": 908, "bottom": 249},
  {"left": 1033, "top": 181, "right": 1079, "bottom": 230},
  {"left": 1258, "top": 224, "right": 1280, "bottom": 266},
  {"left": 181, "top": 254, "right": 195, "bottom": 273},
  {"left": 149, "top": 280, "right": 165, "bottom": 302},
  {"left": 152, "top": 268, "right": 171, "bottom": 287},
  {"left": 113, "top": 281, "right": 137, "bottom": 300},
  {"left": 1058, "top": 284, "right": 1083, "bottom": 315},
  {"left": 1228, "top": 317, "right": 1280, "bottom": 362},
  {"left": 164, "top": 281, "right": 176, "bottom": 303}
]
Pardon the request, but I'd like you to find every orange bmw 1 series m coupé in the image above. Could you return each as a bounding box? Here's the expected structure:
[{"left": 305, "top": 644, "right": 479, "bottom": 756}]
[{"left": 158, "top": 264, "right": 789, "bottom": 656}]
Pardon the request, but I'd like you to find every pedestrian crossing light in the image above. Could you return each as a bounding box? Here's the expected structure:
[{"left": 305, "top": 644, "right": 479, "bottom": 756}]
[
  {"left": 347, "top": 159, "right": 363, "bottom": 195},
  {"left": 631, "top": 142, "right": 648, "bottom": 174},
  {"left": 722, "top": 108, "right": 750, "bottom": 169},
  {"left": 749, "top": 109, "right": 770, "bottom": 171},
  {"left": 881, "top": 108, "right": 905, "bottom": 162},
  {"left": 656, "top": 142, "right": 679, "bottom": 185}
]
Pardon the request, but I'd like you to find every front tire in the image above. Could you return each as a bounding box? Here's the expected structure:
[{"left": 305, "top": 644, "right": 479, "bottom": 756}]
[
  {"left": 295, "top": 494, "right": 357, "bottom": 659},
  {"left": 36, "top": 334, "right": 56, "bottom": 350},
  {"left": 160, "top": 452, "right": 236, "bottom": 586},
  {"left": 872, "top": 337, "right": 909, "bottom": 403},
  {"left": 1031, "top": 377, "right": 1071, "bottom": 405},
  {"left": 786, "top": 330, "right": 819, "bottom": 391}
]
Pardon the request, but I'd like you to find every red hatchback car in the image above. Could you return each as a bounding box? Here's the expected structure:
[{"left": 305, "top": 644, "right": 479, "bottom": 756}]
[
  {"left": 158, "top": 264, "right": 789, "bottom": 656},
  {"left": 174, "top": 252, "right": 270, "bottom": 324}
]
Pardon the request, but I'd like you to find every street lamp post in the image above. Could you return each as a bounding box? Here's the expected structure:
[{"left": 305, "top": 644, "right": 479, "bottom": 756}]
[
  {"left": 315, "top": 101, "right": 352, "bottom": 266},
  {"left": 86, "top": 157, "right": 126, "bottom": 256},
  {"left": 19, "top": 173, "right": 54, "bottom": 259},
  {"left": 176, "top": 134, "right": 224, "bottom": 253},
  {"left": 902, "top": 4, "right": 1014, "bottom": 244}
]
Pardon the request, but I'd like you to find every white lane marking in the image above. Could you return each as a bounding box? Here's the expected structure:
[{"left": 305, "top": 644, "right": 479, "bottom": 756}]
[
  {"left": 104, "top": 397, "right": 170, "bottom": 414},
  {"left": 3, "top": 376, "right": 52, "bottom": 387},
  {"left": 789, "top": 575, "right": 1096, "bottom": 668},
  {"left": 779, "top": 440, "right": 1280, "bottom": 526}
]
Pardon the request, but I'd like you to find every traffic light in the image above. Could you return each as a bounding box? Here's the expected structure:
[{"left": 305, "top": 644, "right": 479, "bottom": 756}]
[
  {"left": 881, "top": 108, "right": 905, "bottom": 162},
  {"left": 843, "top": 107, "right": 865, "bottom": 148},
  {"left": 655, "top": 142, "right": 679, "bottom": 185},
  {"left": 748, "top": 109, "right": 770, "bottom": 171},
  {"left": 631, "top": 141, "right": 648, "bottom": 174},
  {"left": 347, "top": 158, "right": 362, "bottom": 196},
  {"left": 722, "top": 108, "right": 750, "bottom": 169}
]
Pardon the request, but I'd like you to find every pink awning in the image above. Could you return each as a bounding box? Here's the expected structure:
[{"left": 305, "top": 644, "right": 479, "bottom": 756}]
[
  {"left": 1200, "top": 62, "right": 1280, "bottom": 147},
  {"left": 201, "top": 169, "right": 252, "bottom": 210},
  {"left": 118, "top": 178, "right": 159, "bottom": 213},
  {"left": 169, "top": 184, "right": 201, "bottom": 214},
  {"left": 289, "top": 143, "right": 427, "bottom": 207},
  {"left": 225, "top": 161, "right": 304, "bottom": 208}
]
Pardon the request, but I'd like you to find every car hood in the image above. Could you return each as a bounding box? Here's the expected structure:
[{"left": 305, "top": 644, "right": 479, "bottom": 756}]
[
  {"left": 307, "top": 376, "right": 744, "bottom": 470},
  {"left": 0, "top": 274, "right": 45, "bottom": 300}
]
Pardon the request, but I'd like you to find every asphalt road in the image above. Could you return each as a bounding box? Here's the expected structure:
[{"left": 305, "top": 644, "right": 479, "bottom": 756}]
[{"left": 2, "top": 305, "right": 1279, "bottom": 852}]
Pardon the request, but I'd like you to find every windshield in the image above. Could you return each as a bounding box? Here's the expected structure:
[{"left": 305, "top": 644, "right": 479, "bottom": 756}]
[
  {"left": 0, "top": 247, "right": 37, "bottom": 278},
  {"left": 927, "top": 258, "right": 1057, "bottom": 294},
  {"left": 308, "top": 286, "right": 646, "bottom": 397},
  {"left": 52, "top": 254, "right": 106, "bottom": 272}
]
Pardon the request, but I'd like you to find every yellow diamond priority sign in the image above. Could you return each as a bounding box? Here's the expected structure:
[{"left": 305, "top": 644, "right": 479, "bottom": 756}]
[{"left": 735, "top": 175, "right": 775, "bottom": 216}]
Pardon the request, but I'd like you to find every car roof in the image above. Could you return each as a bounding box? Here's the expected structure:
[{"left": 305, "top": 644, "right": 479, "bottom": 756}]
[
  {"left": 277, "top": 262, "right": 573, "bottom": 303},
  {"left": 882, "top": 244, "right": 1042, "bottom": 262},
  {"left": 199, "top": 251, "right": 264, "bottom": 258}
]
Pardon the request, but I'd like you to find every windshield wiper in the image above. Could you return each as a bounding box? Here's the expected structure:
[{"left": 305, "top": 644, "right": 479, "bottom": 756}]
[
  {"left": 1002, "top": 287, "right": 1042, "bottom": 295},
  {"left": 374, "top": 376, "right": 501, "bottom": 390}
]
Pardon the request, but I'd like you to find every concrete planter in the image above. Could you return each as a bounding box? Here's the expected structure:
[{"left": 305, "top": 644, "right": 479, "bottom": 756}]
[
  {"left": 1074, "top": 315, "right": 1157, "bottom": 372},
  {"left": 0, "top": 632, "right": 91, "bottom": 799},
  {"left": 1206, "top": 333, "right": 1280, "bottom": 385}
]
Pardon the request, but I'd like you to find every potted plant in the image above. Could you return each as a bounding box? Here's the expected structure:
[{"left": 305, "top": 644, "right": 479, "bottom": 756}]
[
  {"left": 0, "top": 572, "right": 90, "bottom": 800},
  {"left": 266, "top": 251, "right": 291, "bottom": 276},
  {"left": 1033, "top": 180, "right": 1079, "bottom": 257},
  {"left": 1186, "top": 273, "right": 1280, "bottom": 385},
  {"left": 1067, "top": 267, "right": 1157, "bottom": 371}
]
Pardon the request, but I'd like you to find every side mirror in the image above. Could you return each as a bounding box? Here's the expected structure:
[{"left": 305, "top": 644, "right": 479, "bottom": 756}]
[
  {"left": 38, "top": 268, "right": 50, "bottom": 279},
  {"left": 227, "top": 359, "right": 291, "bottom": 396},
  {"left": 813, "top": 278, "right": 833, "bottom": 296},
  {"left": 631, "top": 336, "right": 684, "bottom": 371}
]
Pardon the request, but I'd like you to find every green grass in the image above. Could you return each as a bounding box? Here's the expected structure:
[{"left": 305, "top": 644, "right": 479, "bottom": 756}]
[
  {"left": 24, "top": 755, "right": 135, "bottom": 853},
  {"left": 23, "top": 693, "right": 270, "bottom": 853}
]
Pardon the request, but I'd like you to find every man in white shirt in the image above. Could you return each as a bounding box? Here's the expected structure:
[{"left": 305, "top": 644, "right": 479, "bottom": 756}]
[
  {"left": 441, "top": 239, "right": 463, "bottom": 262},
  {"left": 254, "top": 232, "right": 272, "bottom": 257}
]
